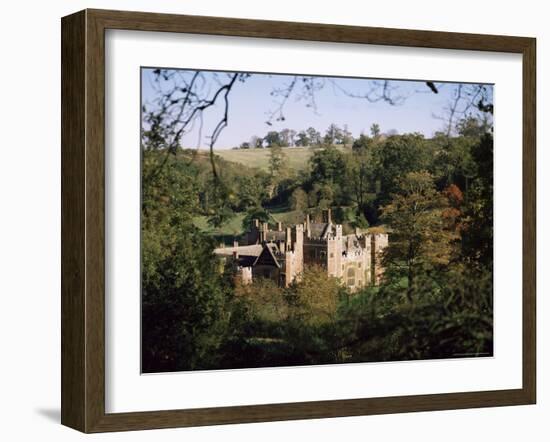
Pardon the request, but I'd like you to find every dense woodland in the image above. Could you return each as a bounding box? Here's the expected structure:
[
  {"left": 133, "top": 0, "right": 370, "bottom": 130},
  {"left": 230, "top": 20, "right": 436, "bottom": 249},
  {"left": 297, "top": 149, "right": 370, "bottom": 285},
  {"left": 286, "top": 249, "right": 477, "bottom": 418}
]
[{"left": 141, "top": 113, "right": 494, "bottom": 372}]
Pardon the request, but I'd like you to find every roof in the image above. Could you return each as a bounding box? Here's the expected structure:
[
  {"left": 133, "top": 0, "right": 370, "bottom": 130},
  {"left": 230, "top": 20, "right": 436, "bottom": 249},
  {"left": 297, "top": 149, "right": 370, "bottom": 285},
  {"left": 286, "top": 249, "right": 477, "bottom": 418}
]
[
  {"left": 213, "top": 244, "right": 263, "bottom": 257},
  {"left": 309, "top": 222, "right": 333, "bottom": 238},
  {"left": 253, "top": 244, "right": 281, "bottom": 268},
  {"left": 237, "top": 255, "right": 257, "bottom": 267},
  {"left": 342, "top": 235, "right": 360, "bottom": 251}
]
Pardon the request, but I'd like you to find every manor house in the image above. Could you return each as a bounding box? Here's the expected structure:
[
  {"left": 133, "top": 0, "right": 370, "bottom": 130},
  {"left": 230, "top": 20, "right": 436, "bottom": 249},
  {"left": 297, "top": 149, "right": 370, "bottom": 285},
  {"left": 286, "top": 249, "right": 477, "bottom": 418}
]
[{"left": 214, "top": 209, "right": 388, "bottom": 291}]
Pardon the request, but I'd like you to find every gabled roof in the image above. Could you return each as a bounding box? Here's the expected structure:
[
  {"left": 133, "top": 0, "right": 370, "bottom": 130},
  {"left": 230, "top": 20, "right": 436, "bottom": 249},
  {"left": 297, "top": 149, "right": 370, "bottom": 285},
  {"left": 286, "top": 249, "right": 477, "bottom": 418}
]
[
  {"left": 309, "top": 222, "right": 332, "bottom": 238},
  {"left": 253, "top": 243, "right": 281, "bottom": 268},
  {"left": 237, "top": 255, "right": 257, "bottom": 267}
]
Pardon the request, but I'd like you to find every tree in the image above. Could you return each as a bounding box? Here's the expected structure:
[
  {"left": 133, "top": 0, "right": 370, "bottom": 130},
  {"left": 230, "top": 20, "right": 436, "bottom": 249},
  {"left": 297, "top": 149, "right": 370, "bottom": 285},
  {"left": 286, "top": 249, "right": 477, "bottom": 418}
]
[
  {"left": 279, "top": 128, "right": 296, "bottom": 147},
  {"left": 142, "top": 70, "right": 243, "bottom": 181},
  {"left": 241, "top": 206, "right": 270, "bottom": 231},
  {"left": 341, "top": 263, "right": 493, "bottom": 362},
  {"left": 341, "top": 124, "right": 354, "bottom": 146},
  {"left": 234, "top": 277, "right": 289, "bottom": 322},
  {"left": 461, "top": 133, "right": 493, "bottom": 267},
  {"left": 437, "top": 84, "right": 493, "bottom": 136},
  {"left": 373, "top": 133, "right": 434, "bottom": 203},
  {"left": 141, "top": 152, "right": 231, "bottom": 372},
  {"left": 287, "top": 265, "right": 344, "bottom": 325},
  {"left": 264, "top": 130, "right": 282, "bottom": 147},
  {"left": 234, "top": 174, "right": 265, "bottom": 210},
  {"left": 456, "top": 116, "right": 491, "bottom": 139},
  {"left": 370, "top": 123, "right": 381, "bottom": 139},
  {"left": 295, "top": 130, "right": 310, "bottom": 147},
  {"left": 309, "top": 183, "right": 335, "bottom": 209},
  {"left": 142, "top": 225, "right": 230, "bottom": 372},
  {"left": 431, "top": 133, "right": 476, "bottom": 190},
  {"left": 268, "top": 145, "right": 289, "bottom": 179},
  {"left": 239, "top": 141, "right": 251, "bottom": 149},
  {"left": 352, "top": 133, "right": 370, "bottom": 151},
  {"left": 290, "top": 188, "right": 308, "bottom": 211},
  {"left": 380, "top": 171, "right": 458, "bottom": 301},
  {"left": 250, "top": 135, "right": 263, "bottom": 148},
  {"left": 306, "top": 127, "right": 322, "bottom": 146},
  {"left": 323, "top": 123, "right": 343, "bottom": 145},
  {"left": 344, "top": 146, "right": 375, "bottom": 210},
  {"left": 310, "top": 146, "right": 346, "bottom": 184}
]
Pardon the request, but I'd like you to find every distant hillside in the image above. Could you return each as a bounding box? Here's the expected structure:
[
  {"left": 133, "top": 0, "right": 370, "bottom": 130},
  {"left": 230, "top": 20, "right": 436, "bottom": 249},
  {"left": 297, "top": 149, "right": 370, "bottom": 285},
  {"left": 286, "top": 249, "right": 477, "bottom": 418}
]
[{"left": 213, "top": 146, "right": 348, "bottom": 172}]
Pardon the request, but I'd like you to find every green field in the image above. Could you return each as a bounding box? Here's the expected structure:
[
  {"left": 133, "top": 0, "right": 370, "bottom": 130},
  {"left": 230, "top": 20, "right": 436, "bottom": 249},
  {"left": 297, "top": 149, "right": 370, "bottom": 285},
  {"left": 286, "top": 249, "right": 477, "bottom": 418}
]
[
  {"left": 193, "top": 212, "right": 247, "bottom": 237},
  {"left": 193, "top": 208, "right": 303, "bottom": 238},
  {"left": 215, "top": 146, "right": 348, "bottom": 172}
]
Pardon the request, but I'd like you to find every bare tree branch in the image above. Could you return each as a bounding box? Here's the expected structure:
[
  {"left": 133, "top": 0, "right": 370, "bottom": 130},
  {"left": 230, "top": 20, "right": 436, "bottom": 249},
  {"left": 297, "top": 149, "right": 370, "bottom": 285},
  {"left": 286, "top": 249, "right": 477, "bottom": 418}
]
[{"left": 142, "top": 70, "right": 243, "bottom": 182}]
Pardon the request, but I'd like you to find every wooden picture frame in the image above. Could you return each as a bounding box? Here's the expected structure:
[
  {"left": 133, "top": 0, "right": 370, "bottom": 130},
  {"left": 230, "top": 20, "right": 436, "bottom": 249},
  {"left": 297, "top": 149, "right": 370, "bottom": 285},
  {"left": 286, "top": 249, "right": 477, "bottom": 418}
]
[{"left": 61, "top": 8, "right": 536, "bottom": 433}]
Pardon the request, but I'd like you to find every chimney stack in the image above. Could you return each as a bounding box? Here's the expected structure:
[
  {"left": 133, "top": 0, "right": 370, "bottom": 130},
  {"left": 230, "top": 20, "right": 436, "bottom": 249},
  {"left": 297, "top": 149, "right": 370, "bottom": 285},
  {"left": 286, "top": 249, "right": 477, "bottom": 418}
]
[
  {"left": 286, "top": 226, "right": 292, "bottom": 251},
  {"left": 277, "top": 221, "right": 282, "bottom": 231},
  {"left": 260, "top": 222, "right": 269, "bottom": 242}
]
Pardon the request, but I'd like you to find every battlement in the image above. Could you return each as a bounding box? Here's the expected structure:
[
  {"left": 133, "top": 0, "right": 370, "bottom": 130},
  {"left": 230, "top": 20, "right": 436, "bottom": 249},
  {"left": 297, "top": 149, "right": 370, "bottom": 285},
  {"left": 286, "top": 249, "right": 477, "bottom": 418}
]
[{"left": 304, "top": 237, "right": 329, "bottom": 245}]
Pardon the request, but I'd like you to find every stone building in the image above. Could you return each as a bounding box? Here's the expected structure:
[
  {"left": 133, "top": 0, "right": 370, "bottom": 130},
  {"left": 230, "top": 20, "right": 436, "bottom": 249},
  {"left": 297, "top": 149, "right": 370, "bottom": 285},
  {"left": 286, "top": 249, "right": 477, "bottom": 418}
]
[{"left": 214, "top": 209, "right": 388, "bottom": 291}]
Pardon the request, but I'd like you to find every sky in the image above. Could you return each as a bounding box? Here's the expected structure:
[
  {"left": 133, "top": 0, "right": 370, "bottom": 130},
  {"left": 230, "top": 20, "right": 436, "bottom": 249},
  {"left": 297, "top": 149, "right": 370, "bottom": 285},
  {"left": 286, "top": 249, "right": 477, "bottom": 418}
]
[{"left": 141, "top": 68, "right": 492, "bottom": 150}]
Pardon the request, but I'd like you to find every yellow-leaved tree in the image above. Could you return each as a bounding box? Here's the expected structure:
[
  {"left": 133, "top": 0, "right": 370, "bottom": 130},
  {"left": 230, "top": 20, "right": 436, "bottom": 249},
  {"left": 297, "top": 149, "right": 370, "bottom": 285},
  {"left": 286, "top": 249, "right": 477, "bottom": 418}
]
[{"left": 380, "top": 171, "right": 459, "bottom": 301}]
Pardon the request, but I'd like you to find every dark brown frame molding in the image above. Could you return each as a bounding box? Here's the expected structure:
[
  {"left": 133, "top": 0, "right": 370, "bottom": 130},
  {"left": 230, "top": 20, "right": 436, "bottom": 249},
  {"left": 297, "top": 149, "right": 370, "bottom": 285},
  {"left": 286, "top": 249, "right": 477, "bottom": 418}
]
[{"left": 61, "top": 8, "right": 536, "bottom": 433}]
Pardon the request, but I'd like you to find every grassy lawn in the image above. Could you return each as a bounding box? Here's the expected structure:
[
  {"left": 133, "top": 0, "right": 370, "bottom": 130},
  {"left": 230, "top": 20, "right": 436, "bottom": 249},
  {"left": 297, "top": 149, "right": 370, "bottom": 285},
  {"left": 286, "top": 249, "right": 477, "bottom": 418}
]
[
  {"left": 268, "top": 208, "right": 305, "bottom": 225},
  {"left": 193, "top": 212, "right": 247, "bottom": 237},
  {"left": 215, "top": 146, "right": 348, "bottom": 172}
]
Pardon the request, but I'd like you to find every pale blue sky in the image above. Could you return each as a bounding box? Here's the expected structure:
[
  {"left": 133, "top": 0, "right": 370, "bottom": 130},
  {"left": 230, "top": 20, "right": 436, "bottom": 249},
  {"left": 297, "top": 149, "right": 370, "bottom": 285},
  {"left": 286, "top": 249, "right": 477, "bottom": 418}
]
[{"left": 141, "top": 68, "right": 492, "bottom": 149}]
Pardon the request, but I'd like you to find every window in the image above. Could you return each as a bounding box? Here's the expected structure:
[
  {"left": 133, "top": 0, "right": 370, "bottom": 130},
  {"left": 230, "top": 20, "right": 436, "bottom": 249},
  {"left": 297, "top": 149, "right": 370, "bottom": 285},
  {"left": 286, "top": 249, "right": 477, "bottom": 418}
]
[{"left": 347, "top": 267, "right": 355, "bottom": 287}]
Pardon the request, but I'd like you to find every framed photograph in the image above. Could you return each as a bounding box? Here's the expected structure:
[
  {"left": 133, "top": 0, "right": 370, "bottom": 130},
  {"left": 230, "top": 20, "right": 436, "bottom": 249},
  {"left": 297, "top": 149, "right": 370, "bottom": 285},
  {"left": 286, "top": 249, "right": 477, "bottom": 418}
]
[{"left": 61, "top": 9, "right": 536, "bottom": 433}]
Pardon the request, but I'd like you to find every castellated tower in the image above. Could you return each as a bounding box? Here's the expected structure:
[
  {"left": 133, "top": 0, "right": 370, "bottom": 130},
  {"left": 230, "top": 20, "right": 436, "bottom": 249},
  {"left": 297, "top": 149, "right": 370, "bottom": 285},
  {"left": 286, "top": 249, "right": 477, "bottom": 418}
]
[
  {"left": 285, "top": 226, "right": 292, "bottom": 251},
  {"left": 326, "top": 224, "right": 343, "bottom": 278},
  {"left": 283, "top": 224, "right": 305, "bottom": 286},
  {"left": 284, "top": 251, "right": 296, "bottom": 287},
  {"left": 358, "top": 233, "right": 373, "bottom": 286},
  {"left": 371, "top": 233, "right": 389, "bottom": 284},
  {"left": 294, "top": 224, "right": 304, "bottom": 277}
]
